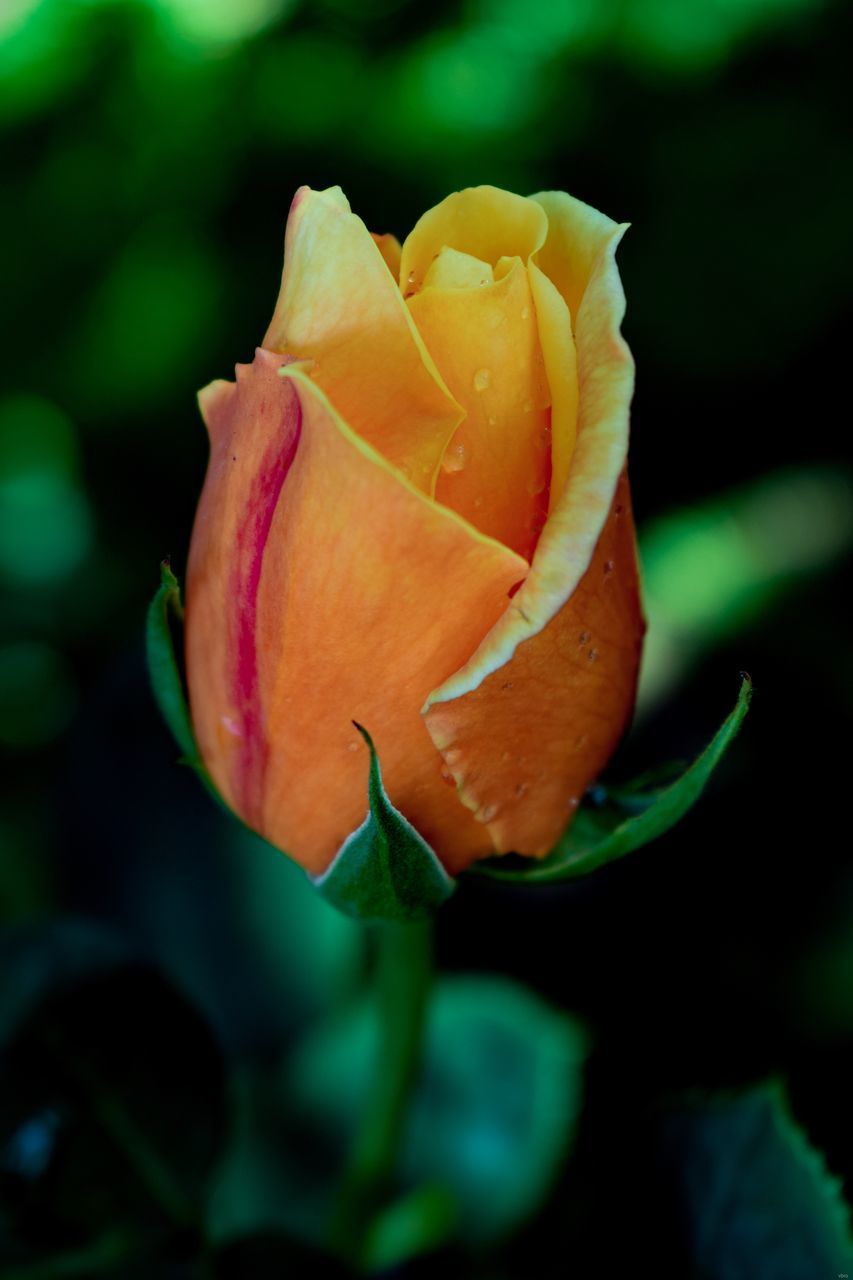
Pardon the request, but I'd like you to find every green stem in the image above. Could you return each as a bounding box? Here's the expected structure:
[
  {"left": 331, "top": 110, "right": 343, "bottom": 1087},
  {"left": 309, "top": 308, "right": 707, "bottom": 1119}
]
[{"left": 332, "top": 919, "right": 433, "bottom": 1264}]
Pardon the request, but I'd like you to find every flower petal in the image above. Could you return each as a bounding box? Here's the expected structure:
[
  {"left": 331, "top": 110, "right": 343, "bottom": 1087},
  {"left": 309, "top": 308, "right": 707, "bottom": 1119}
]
[
  {"left": 186, "top": 351, "right": 528, "bottom": 875},
  {"left": 264, "top": 186, "right": 460, "bottom": 493},
  {"left": 424, "top": 207, "right": 634, "bottom": 709},
  {"left": 424, "top": 473, "right": 644, "bottom": 856},
  {"left": 421, "top": 195, "right": 640, "bottom": 863},
  {"left": 407, "top": 257, "right": 551, "bottom": 560},
  {"left": 400, "top": 185, "right": 547, "bottom": 293}
]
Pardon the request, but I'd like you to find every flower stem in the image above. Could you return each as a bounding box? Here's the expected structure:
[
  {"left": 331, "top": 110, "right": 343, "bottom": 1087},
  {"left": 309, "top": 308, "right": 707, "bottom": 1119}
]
[{"left": 332, "top": 919, "right": 433, "bottom": 1264}]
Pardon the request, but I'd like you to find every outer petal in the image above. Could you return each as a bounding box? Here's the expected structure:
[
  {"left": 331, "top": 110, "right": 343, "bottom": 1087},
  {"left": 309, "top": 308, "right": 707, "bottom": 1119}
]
[
  {"left": 407, "top": 257, "right": 551, "bottom": 561},
  {"left": 425, "top": 473, "right": 644, "bottom": 854},
  {"left": 422, "top": 196, "right": 641, "bottom": 860},
  {"left": 263, "top": 186, "right": 461, "bottom": 493},
  {"left": 186, "top": 351, "right": 528, "bottom": 876},
  {"left": 424, "top": 212, "right": 634, "bottom": 708}
]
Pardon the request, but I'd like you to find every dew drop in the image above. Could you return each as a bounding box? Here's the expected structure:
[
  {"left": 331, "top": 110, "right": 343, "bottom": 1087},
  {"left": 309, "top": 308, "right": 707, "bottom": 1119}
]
[
  {"left": 347, "top": 739, "right": 360, "bottom": 752},
  {"left": 473, "top": 496, "right": 484, "bottom": 509},
  {"left": 442, "top": 442, "right": 466, "bottom": 473},
  {"left": 444, "top": 748, "right": 462, "bottom": 764},
  {"left": 587, "top": 647, "right": 599, "bottom": 662},
  {"left": 473, "top": 368, "right": 491, "bottom": 392},
  {"left": 221, "top": 715, "right": 242, "bottom": 738},
  {"left": 526, "top": 476, "right": 547, "bottom": 497},
  {"left": 440, "top": 766, "right": 455, "bottom": 785},
  {"left": 501, "top": 680, "right": 514, "bottom": 691},
  {"left": 514, "top": 781, "right": 529, "bottom": 798},
  {"left": 478, "top": 803, "right": 499, "bottom": 823},
  {"left": 569, "top": 795, "right": 580, "bottom": 809},
  {"left": 522, "top": 399, "right": 533, "bottom": 413},
  {"left": 578, "top": 630, "right": 591, "bottom": 645},
  {"left": 603, "top": 559, "right": 615, "bottom": 575},
  {"left": 521, "top": 306, "right": 530, "bottom": 320}
]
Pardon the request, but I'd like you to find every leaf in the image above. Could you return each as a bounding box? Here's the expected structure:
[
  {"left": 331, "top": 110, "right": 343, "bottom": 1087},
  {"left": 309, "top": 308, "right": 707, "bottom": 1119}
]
[
  {"left": 312, "top": 724, "right": 455, "bottom": 924},
  {"left": 662, "top": 1082, "right": 853, "bottom": 1277},
  {"left": 287, "top": 976, "right": 587, "bottom": 1245},
  {"left": 144, "top": 559, "right": 196, "bottom": 762},
  {"left": 477, "top": 674, "right": 752, "bottom": 884}
]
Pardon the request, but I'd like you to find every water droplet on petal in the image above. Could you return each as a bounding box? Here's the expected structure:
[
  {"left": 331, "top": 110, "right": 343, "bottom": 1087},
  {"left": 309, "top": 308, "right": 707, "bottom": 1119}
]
[
  {"left": 347, "top": 739, "right": 359, "bottom": 752},
  {"left": 473, "top": 368, "right": 491, "bottom": 392},
  {"left": 440, "top": 766, "right": 455, "bottom": 785},
  {"left": 527, "top": 475, "right": 547, "bottom": 496},
  {"left": 521, "top": 306, "right": 530, "bottom": 320},
  {"left": 587, "top": 647, "right": 599, "bottom": 662},
  {"left": 442, "top": 442, "right": 466, "bottom": 473},
  {"left": 478, "top": 802, "right": 499, "bottom": 823},
  {"left": 445, "top": 748, "right": 462, "bottom": 764},
  {"left": 603, "top": 559, "right": 615, "bottom": 575},
  {"left": 578, "top": 631, "right": 591, "bottom": 645},
  {"left": 514, "top": 781, "right": 529, "bottom": 798},
  {"left": 473, "top": 496, "right": 484, "bottom": 508},
  {"left": 569, "top": 795, "right": 580, "bottom": 809},
  {"left": 522, "top": 399, "right": 533, "bottom": 413},
  {"left": 221, "top": 715, "right": 243, "bottom": 738}
]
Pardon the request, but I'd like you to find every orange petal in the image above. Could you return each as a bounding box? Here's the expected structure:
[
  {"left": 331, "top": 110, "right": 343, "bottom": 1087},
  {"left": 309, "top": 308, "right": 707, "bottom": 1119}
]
[
  {"left": 424, "top": 473, "right": 644, "bottom": 857},
  {"left": 186, "top": 352, "right": 528, "bottom": 876},
  {"left": 263, "top": 186, "right": 460, "bottom": 493},
  {"left": 529, "top": 191, "right": 625, "bottom": 508},
  {"left": 407, "top": 257, "right": 551, "bottom": 560},
  {"left": 371, "top": 231, "right": 402, "bottom": 279},
  {"left": 424, "top": 215, "right": 634, "bottom": 710}
]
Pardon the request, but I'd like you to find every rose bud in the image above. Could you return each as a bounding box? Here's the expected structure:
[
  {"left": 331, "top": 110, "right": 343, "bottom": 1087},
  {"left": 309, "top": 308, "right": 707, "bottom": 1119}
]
[{"left": 185, "top": 185, "right": 644, "bottom": 877}]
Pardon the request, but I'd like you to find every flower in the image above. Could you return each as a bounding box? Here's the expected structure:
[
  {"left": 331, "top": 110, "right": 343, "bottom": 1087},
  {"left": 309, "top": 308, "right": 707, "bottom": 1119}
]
[{"left": 185, "top": 185, "right": 644, "bottom": 876}]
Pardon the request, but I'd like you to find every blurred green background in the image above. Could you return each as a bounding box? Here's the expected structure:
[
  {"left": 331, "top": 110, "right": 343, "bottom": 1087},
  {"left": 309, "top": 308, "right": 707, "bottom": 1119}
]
[{"left": 2, "top": 0, "right": 853, "bottom": 1275}]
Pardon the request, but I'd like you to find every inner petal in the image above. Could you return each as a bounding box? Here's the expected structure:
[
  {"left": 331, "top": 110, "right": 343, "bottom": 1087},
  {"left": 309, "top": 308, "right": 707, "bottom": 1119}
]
[
  {"left": 422, "top": 247, "right": 494, "bottom": 292},
  {"left": 407, "top": 257, "right": 551, "bottom": 561},
  {"left": 400, "top": 186, "right": 548, "bottom": 296}
]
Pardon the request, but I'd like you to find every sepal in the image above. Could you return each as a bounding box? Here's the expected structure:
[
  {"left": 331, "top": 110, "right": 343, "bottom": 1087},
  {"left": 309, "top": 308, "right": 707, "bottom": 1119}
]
[
  {"left": 313, "top": 725, "right": 455, "bottom": 924},
  {"left": 146, "top": 559, "right": 196, "bottom": 761}
]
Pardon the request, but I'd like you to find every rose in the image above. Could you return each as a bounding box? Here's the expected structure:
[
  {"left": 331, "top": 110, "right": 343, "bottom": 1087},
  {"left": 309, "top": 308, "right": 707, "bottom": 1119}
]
[{"left": 185, "top": 184, "right": 644, "bottom": 876}]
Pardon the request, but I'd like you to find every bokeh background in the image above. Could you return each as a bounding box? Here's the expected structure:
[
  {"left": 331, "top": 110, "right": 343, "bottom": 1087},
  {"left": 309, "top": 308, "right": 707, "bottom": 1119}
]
[{"left": 2, "top": 0, "right": 853, "bottom": 1275}]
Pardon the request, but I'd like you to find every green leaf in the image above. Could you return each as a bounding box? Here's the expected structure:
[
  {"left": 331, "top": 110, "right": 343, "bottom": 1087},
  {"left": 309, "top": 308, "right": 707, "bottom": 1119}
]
[
  {"left": 663, "top": 1082, "right": 853, "bottom": 1277},
  {"left": 287, "top": 976, "right": 587, "bottom": 1245},
  {"left": 312, "top": 724, "right": 455, "bottom": 924},
  {"left": 477, "top": 674, "right": 752, "bottom": 885},
  {"left": 145, "top": 559, "right": 196, "bottom": 761}
]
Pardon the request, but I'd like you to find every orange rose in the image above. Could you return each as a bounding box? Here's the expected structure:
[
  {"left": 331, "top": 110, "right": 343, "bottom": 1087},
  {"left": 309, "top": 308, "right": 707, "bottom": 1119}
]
[{"left": 185, "top": 185, "right": 644, "bottom": 877}]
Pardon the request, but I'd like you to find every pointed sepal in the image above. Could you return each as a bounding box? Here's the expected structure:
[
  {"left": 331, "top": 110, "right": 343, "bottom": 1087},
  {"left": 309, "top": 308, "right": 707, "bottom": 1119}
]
[
  {"left": 313, "top": 725, "right": 455, "bottom": 923},
  {"left": 146, "top": 559, "right": 197, "bottom": 761}
]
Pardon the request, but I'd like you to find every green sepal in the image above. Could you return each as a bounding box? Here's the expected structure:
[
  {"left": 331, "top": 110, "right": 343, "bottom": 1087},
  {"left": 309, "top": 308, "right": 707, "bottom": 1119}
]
[
  {"left": 146, "top": 559, "right": 196, "bottom": 760},
  {"left": 476, "top": 673, "right": 752, "bottom": 885},
  {"left": 145, "top": 559, "right": 225, "bottom": 809},
  {"left": 313, "top": 724, "right": 455, "bottom": 924}
]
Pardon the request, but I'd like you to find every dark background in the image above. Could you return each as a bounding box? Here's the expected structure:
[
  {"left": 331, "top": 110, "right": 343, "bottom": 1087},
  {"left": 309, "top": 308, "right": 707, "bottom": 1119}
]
[{"left": 2, "top": 0, "right": 852, "bottom": 1274}]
